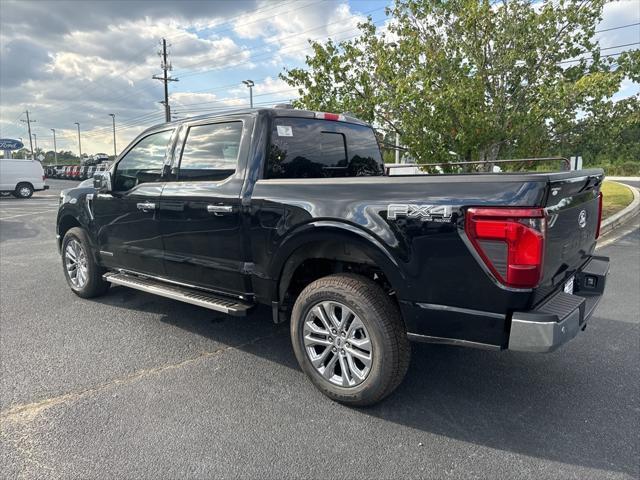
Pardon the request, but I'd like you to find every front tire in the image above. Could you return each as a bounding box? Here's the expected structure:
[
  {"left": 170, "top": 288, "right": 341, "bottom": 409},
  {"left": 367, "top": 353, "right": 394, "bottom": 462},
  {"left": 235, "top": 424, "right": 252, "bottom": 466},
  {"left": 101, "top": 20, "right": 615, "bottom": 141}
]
[
  {"left": 13, "top": 183, "right": 33, "bottom": 198},
  {"left": 291, "top": 273, "right": 410, "bottom": 406},
  {"left": 61, "top": 227, "right": 110, "bottom": 298}
]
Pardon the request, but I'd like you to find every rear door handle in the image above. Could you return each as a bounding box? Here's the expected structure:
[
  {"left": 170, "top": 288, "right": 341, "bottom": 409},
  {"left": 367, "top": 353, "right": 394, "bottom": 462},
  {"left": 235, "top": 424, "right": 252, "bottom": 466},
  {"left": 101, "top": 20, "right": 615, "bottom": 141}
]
[
  {"left": 207, "top": 205, "right": 233, "bottom": 215},
  {"left": 137, "top": 202, "right": 156, "bottom": 212}
]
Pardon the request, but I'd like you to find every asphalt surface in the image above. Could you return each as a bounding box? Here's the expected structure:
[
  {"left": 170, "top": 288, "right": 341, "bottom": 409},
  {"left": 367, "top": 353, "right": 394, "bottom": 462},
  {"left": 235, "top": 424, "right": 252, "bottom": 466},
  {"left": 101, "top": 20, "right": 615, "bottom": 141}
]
[{"left": 1, "top": 179, "right": 638, "bottom": 479}]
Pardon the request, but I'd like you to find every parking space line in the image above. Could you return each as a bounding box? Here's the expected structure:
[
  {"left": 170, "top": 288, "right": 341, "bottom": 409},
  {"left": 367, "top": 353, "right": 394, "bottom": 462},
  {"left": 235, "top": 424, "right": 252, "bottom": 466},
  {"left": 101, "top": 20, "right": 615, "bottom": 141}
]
[
  {"left": 0, "top": 209, "right": 58, "bottom": 220},
  {"left": 0, "top": 331, "right": 279, "bottom": 423}
]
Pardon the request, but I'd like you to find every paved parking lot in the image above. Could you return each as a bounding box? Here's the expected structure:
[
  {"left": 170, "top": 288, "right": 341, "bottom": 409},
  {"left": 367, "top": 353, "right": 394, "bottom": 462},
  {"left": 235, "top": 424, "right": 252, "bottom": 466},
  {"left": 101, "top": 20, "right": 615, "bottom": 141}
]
[{"left": 1, "top": 180, "right": 638, "bottom": 479}]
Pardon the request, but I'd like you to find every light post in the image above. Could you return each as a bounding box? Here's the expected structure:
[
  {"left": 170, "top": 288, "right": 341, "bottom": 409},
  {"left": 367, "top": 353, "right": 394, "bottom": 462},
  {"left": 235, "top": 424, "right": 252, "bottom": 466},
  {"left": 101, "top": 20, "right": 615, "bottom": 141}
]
[
  {"left": 108, "top": 113, "right": 117, "bottom": 157},
  {"left": 32, "top": 133, "right": 38, "bottom": 153},
  {"left": 74, "top": 122, "right": 82, "bottom": 160},
  {"left": 242, "top": 79, "right": 255, "bottom": 108},
  {"left": 51, "top": 128, "right": 58, "bottom": 165}
]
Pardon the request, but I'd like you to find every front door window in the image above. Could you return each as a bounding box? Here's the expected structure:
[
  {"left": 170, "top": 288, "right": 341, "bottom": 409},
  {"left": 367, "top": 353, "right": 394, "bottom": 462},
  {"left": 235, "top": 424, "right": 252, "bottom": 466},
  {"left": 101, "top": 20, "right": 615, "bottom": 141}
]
[{"left": 113, "top": 130, "right": 173, "bottom": 191}]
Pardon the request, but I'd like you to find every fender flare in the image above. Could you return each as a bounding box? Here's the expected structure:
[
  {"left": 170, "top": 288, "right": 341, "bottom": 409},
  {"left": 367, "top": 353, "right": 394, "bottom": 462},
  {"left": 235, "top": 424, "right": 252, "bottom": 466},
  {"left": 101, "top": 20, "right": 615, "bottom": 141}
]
[{"left": 269, "top": 220, "right": 407, "bottom": 303}]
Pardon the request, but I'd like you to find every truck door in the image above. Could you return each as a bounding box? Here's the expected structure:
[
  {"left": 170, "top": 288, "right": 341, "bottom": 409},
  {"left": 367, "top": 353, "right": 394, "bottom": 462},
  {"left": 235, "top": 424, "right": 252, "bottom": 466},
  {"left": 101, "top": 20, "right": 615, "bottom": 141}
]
[
  {"left": 91, "top": 128, "right": 174, "bottom": 276},
  {"left": 159, "top": 118, "right": 252, "bottom": 296}
]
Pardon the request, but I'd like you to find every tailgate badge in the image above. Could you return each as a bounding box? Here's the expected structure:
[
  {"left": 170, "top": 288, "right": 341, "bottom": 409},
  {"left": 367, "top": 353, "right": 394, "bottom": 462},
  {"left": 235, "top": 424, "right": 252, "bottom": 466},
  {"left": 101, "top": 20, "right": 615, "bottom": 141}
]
[{"left": 578, "top": 210, "right": 587, "bottom": 228}]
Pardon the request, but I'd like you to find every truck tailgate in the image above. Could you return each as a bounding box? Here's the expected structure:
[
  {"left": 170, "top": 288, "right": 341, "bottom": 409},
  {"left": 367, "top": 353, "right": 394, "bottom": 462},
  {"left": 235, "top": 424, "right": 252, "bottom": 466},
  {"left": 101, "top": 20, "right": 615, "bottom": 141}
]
[{"left": 534, "top": 172, "right": 603, "bottom": 302}]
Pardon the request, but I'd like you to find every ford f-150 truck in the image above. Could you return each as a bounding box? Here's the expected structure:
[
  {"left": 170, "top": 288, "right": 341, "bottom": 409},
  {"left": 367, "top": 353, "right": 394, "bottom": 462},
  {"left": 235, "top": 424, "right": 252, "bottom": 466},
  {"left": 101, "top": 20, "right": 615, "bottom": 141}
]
[{"left": 56, "top": 107, "right": 609, "bottom": 406}]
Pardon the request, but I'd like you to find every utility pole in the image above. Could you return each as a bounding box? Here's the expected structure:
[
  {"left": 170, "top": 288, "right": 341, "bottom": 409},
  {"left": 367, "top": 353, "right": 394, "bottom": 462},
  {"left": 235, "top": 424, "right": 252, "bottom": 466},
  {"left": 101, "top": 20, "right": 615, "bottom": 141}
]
[
  {"left": 74, "top": 122, "right": 82, "bottom": 159},
  {"left": 153, "top": 38, "right": 178, "bottom": 122},
  {"left": 108, "top": 113, "right": 117, "bottom": 157},
  {"left": 242, "top": 79, "right": 255, "bottom": 108},
  {"left": 395, "top": 132, "right": 400, "bottom": 164},
  {"left": 20, "top": 110, "right": 36, "bottom": 159},
  {"left": 51, "top": 128, "right": 58, "bottom": 165}
]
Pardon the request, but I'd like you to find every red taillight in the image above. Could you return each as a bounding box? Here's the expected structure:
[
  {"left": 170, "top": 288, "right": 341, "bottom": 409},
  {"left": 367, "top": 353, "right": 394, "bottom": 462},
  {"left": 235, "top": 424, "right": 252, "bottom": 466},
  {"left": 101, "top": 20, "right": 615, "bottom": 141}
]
[
  {"left": 595, "top": 192, "right": 603, "bottom": 239},
  {"left": 465, "top": 207, "right": 546, "bottom": 289}
]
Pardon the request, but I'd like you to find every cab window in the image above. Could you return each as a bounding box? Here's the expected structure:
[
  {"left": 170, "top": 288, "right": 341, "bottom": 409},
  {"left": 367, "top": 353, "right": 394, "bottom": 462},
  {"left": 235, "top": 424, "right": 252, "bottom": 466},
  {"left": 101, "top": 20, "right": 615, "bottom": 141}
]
[
  {"left": 177, "top": 122, "right": 243, "bottom": 181},
  {"left": 113, "top": 130, "right": 173, "bottom": 191},
  {"left": 266, "top": 118, "right": 384, "bottom": 179}
]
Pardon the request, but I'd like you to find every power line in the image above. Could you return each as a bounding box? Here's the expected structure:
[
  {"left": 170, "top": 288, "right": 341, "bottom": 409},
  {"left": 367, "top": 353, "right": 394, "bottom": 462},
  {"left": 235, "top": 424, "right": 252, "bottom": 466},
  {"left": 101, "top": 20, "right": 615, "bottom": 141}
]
[
  {"left": 595, "top": 21, "right": 640, "bottom": 33},
  {"left": 165, "top": 0, "right": 313, "bottom": 45},
  {"left": 176, "top": 5, "right": 387, "bottom": 77}
]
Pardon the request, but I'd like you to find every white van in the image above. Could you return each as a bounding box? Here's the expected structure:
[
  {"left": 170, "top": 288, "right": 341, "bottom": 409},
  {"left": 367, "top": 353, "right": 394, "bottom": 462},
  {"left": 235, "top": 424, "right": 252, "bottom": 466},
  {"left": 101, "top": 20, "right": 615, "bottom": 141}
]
[{"left": 0, "top": 158, "right": 49, "bottom": 198}]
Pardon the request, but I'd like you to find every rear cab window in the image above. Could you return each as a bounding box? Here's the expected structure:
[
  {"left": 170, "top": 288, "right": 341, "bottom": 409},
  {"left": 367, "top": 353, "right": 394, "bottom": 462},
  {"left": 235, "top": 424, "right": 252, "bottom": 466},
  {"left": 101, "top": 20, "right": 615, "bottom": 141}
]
[
  {"left": 177, "top": 121, "right": 243, "bottom": 182},
  {"left": 266, "top": 117, "right": 384, "bottom": 179}
]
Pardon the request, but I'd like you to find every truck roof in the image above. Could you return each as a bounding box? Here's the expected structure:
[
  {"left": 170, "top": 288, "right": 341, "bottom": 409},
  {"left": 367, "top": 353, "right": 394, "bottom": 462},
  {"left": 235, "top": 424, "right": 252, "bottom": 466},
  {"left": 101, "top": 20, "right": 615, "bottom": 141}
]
[{"left": 143, "top": 107, "right": 371, "bottom": 135}]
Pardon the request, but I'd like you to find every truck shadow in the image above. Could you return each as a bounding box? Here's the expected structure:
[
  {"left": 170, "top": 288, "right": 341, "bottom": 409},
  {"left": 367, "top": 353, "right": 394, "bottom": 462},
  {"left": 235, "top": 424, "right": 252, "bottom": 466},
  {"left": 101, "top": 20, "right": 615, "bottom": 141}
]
[{"left": 96, "top": 288, "right": 637, "bottom": 476}]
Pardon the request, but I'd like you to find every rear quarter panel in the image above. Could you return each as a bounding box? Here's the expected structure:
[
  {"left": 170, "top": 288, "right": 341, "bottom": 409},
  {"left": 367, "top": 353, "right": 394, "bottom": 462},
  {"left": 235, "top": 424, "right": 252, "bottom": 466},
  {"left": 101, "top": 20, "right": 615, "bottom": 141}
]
[{"left": 250, "top": 175, "right": 547, "bottom": 316}]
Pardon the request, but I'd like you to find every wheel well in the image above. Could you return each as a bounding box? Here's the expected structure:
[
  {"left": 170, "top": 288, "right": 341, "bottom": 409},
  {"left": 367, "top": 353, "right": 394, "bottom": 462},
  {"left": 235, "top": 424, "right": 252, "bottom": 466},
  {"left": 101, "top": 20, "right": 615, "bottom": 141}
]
[
  {"left": 16, "top": 182, "right": 34, "bottom": 189},
  {"left": 278, "top": 240, "right": 396, "bottom": 310},
  {"left": 58, "top": 215, "right": 81, "bottom": 243}
]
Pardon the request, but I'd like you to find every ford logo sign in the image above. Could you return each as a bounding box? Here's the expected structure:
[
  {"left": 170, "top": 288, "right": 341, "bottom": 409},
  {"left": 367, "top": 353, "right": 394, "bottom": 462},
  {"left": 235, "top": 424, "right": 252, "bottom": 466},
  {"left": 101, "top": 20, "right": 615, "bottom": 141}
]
[
  {"left": 578, "top": 209, "right": 587, "bottom": 229},
  {"left": 0, "top": 139, "right": 24, "bottom": 150}
]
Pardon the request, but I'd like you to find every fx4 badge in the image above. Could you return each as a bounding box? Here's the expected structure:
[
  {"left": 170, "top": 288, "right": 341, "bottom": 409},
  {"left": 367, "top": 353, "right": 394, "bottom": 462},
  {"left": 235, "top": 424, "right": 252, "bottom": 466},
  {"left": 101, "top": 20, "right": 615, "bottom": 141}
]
[{"left": 387, "top": 204, "right": 453, "bottom": 222}]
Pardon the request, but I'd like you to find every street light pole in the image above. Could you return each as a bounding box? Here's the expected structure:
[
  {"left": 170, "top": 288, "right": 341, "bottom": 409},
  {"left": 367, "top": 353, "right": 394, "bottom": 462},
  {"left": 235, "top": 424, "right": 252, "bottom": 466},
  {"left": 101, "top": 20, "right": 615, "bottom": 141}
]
[
  {"left": 32, "top": 133, "right": 38, "bottom": 153},
  {"left": 242, "top": 79, "right": 255, "bottom": 108},
  {"left": 51, "top": 129, "right": 58, "bottom": 165},
  {"left": 74, "top": 122, "right": 82, "bottom": 160},
  {"left": 108, "top": 113, "right": 117, "bottom": 157}
]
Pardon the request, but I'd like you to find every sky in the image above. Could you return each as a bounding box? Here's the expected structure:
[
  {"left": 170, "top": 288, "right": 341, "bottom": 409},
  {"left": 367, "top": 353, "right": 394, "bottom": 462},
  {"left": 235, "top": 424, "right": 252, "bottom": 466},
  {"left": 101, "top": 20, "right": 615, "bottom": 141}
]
[{"left": 0, "top": 0, "right": 638, "bottom": 156}]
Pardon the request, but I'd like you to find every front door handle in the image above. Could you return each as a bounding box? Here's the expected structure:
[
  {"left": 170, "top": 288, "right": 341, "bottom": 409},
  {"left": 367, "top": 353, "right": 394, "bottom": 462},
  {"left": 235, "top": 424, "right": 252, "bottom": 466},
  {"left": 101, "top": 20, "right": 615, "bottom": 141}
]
[
  {"left": 137, "top": 201, "right": 156, "bottom": 212},
  {"left": 207, "top": 204, "right": 233, "bottom": 215}
]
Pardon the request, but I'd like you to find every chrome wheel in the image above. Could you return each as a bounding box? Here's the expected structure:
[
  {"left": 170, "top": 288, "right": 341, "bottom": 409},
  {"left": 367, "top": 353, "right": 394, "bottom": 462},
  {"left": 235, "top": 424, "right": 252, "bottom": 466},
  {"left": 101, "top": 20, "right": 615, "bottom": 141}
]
[
  {"left": 18, "top": 186, "right": 32, "bottom": 197},
  {"left": 65, "top": 239, "right": 88, "bottom": 288},
  {"left": 303, "top": 301, "right": 373, "bottom": 387}
]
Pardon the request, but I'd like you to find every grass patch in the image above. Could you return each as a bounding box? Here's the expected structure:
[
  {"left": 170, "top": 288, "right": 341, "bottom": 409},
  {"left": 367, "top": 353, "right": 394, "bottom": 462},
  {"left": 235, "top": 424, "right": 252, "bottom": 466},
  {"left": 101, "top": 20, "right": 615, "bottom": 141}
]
[{"left": 601, "top": 181, "right": 633, "bottom": 218}]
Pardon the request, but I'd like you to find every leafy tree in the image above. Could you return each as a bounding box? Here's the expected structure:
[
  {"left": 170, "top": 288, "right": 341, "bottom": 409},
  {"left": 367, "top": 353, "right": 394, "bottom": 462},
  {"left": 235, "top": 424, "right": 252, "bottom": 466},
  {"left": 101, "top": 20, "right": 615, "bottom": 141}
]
[{"left": 282, "top": 0, "right": 633, "bottom": 167}]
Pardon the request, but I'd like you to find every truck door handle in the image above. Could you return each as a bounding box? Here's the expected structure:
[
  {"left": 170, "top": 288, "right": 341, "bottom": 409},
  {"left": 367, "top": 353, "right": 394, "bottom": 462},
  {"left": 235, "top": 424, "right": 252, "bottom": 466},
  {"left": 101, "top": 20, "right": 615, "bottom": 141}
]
[
  {"left": 207, "top": 204, "right": 233, "bottom": 215},
  {"left": 136, "top": 202, "right": 156, "bottom": 212}
]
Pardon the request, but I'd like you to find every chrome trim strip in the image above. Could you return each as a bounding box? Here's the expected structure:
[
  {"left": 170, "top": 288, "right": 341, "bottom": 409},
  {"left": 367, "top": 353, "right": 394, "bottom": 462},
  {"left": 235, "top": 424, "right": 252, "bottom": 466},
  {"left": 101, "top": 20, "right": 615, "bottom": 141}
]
[
  {"left": 415, "top": 302, "right": 505, "bottom": 319},
  {"left": 407, "top": 333, "right": 501, "bottom": 351},
  {"left": 99, "top": 250, "right": 114, "bottom": 257},
  {"left": 85, "top": 193, "right": 94, "bottom": 220}
]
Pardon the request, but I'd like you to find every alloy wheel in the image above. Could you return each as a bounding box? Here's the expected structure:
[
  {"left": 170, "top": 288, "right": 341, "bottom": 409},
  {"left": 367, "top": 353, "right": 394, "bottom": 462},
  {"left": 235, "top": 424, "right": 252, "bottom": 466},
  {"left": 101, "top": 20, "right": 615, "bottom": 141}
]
[
  {"left": 303, "top": 301, "right": 373, "bottom": 387},
  {"left": 65, "top": 239, "right": 89, "bottom": 288}
]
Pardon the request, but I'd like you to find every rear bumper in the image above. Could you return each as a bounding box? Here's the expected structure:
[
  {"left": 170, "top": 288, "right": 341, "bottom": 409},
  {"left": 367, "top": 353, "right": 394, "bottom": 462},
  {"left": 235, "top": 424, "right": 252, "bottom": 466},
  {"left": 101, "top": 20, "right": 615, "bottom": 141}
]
[{"left": 508, "top": 256, "right": 609, "bottom": 352}]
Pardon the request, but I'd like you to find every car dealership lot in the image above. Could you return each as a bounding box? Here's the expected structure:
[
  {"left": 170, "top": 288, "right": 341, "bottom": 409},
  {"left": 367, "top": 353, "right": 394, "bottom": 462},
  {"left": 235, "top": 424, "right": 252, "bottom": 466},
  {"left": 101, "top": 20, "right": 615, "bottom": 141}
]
[{"left": 1, "top": 180, "right": 638, "bottom": 479}]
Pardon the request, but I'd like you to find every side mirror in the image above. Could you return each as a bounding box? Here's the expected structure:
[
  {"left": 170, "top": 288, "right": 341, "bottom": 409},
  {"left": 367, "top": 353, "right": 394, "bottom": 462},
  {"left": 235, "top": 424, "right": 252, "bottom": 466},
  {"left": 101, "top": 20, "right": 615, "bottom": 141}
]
[{"left": 93, "top": 171, "right": 112, "bottom": 193}]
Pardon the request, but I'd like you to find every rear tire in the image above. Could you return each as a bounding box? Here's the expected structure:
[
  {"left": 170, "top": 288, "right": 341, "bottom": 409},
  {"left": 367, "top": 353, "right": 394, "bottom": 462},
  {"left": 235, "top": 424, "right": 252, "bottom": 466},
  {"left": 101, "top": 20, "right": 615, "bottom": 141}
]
[
  {"left": 61, "top": 227, "right": 110, "bottom": 298},
  {"left": 13, "top": 183, "right": 33, "bottom": 198},
  {"left": 291, "top": 273, "right": 410, "bottom": 407}
]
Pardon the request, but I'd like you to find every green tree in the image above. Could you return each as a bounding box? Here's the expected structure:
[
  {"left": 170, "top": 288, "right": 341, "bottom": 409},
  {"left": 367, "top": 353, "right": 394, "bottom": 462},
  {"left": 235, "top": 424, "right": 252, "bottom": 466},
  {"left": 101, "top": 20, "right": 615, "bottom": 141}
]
[{"left": 282, "top": 0, "right": 632, "bottom": 167}]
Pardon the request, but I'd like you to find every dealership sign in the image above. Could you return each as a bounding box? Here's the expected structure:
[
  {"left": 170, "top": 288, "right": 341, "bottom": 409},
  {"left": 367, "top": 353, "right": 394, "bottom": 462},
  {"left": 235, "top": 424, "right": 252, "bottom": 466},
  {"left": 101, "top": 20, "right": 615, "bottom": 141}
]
[{"left": 0, "top": 139, "right": 24, "bottom": 150}]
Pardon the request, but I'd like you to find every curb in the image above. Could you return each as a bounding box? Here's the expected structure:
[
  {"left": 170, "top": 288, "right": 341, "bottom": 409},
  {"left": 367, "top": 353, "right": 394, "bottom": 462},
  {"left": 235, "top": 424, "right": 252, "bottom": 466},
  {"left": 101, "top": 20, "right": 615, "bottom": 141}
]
[
  {"left": 604, "top": 176, "right": 640, "bottom": 182},
  {"left": 600, "top": 181, "right": 640, "bottom": 237}
]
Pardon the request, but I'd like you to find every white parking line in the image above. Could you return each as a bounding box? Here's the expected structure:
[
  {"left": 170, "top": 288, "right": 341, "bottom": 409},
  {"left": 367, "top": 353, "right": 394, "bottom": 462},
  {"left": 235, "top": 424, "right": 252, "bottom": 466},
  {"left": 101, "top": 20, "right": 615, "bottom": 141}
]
[{"left": 0, "top": 209, "right": 58, "bottom": 220}]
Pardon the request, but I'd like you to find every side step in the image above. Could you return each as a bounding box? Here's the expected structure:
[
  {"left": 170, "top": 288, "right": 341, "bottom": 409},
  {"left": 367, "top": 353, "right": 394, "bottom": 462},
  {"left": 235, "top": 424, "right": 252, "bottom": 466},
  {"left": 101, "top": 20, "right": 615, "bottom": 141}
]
[{"left": 103, "top": 272, "right": 252, "bottom": 316}]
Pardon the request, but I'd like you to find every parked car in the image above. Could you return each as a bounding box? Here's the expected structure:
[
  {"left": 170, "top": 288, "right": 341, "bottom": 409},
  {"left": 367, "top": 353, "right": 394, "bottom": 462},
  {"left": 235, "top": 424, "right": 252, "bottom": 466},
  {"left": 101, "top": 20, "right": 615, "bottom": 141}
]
[
  {"left": 56, "top": 107, "right": 609, "bottom": 406},
  {"left": 85, "top": 165, "right": 96, "bottom": 178},
  {"left": 0, "top": 158, "right": 49, "bottom": 198}
]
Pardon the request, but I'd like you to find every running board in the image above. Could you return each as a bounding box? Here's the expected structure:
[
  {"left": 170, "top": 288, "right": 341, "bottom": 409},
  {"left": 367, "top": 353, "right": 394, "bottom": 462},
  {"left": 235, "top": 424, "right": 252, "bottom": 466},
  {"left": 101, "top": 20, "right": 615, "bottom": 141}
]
[{"left": 103, "top": 272, "right": 252, "bottom": 316}]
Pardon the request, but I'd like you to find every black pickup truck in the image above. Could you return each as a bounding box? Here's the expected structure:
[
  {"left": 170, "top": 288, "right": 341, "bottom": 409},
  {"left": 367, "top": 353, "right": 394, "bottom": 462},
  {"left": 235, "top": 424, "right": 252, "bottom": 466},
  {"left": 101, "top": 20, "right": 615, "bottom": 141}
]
[{"left": 57, "top": 107, "right": 609, "bottom": 406}]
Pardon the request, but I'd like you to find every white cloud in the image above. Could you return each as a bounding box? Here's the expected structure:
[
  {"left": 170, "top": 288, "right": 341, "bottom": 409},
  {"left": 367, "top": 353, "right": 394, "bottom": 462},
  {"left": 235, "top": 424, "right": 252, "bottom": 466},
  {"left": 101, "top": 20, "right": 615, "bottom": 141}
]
[{"left": 233, "top": 1, "right": 366, "bottom": 60}]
